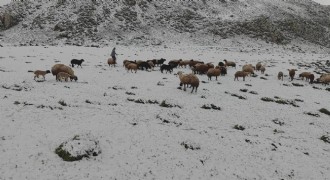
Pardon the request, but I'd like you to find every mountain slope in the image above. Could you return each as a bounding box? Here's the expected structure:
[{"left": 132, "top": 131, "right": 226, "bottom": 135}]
[{"left": 0, "top": 0, "right": 329, "bottom": 47}]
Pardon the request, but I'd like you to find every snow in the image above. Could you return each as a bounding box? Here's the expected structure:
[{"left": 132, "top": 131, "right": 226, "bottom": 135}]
[
  {"left": 0, "top": 40, "right": 330, "bottom": 179},
  {"left": 312, "top": 0, "right": 330, "bottom": 5},
  {"left": 0, "top": 0, "right": 10, "bottom": 7}
]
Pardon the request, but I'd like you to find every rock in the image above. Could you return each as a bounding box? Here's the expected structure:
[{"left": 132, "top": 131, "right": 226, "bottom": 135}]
[
  {"left": 3, "top": 12, "right": 19, "bottom": 29},
  {"left": 55, "top": 133, "right": 101, "bottom": 162}
]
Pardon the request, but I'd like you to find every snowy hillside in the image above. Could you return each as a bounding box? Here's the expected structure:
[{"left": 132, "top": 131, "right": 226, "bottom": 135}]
[
  {"left": 1, "top": 0, "right": 330, "bottom": 179},
  {"left": 0, "top": 0, "right": 330, "bottom": 47},
  {"left": 1, "top": 39, "right": 330, "bottom": 179}
]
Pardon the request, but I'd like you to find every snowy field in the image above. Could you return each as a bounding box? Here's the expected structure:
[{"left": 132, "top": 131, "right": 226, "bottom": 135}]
[{"left": 0, "top": 42, "right": 330, "bottom": 180}]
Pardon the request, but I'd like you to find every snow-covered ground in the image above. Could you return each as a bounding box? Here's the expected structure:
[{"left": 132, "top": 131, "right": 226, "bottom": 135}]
[
  {"left": 0, "top": 41, "right": 330, "bottom": 179},
  {"left": 0, "top": 0, "right": 11, "bottom": 7}
]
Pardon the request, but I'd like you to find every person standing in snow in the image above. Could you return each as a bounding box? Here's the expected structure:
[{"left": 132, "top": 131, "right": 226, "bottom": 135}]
[{"left": 111, "top": 47, "right": 117, "bottom": 63}]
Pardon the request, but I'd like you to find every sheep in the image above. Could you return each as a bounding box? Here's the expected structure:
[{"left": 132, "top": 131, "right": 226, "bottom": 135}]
[
  {"left": 260, "top": 66, "right": 266, "bottom": 74},
  {"left": 220, "top": 66, "right": 227, "bottom": 76},
  {"left": 147, "top": 61, "right": 155, "bottom": 70},
  {"left": 160, "top": 64, "right": 174, "bottom": 74},
  {"left": 188, "top": 60, "right": 204, "bottom": 67},
  {"left": 288, "top": 69, "right": 297, "bottom": 81},
  {"left": 309, "top": 74, "right": 315, "bottom": 84},
  {"left": 70, "top": 59, "right": 84, "bottom": 68},
  {"left": 123, "top": 60, "right": 131, "bottom": 67},
  {"left": 256, "top": 62, "right": 262, "bottom": 71},
  {"left": 158, "top": 58, "right": 167, "bottom": 66},
  {"left": 299, "top": 72, "right": 312, "bottom": 81},
  {"left": 71, "top": 75, "right": 78, "bottom": 81},
  {"left": 138, "top": 61, "right": 151, "bottom": 71},
  {"left": 192, "top": 63, "right": 209, "bottom": 75},
  {"left": 33, "top": 70, "right": 51, "bottom": 80},
  {"left": 168, "top": 59, "right": 182, "bottom": 68},
  {"left": 147, "top": 58, "right": 166, "bottom": 67},
  {"left": 127, "top": 63, "right": 138, "bottom": 73},
  {"left": 320, "top": 73, "right": 330, "bottom": 78},
  {"left": 191, "top": 66, "right": 197, "bottom": 74},
  {"left": 242, "top": 64, "right": 255, "bottom": 70},
  {"left": 177, "top": 71, "right": 199, "bottom": 93},
  {"left": 207, "top": 66, "right": 221, "bottom": 80},
  {"left": 107, "top": 58, "right": 117, "bottom": 67},
  {"left": 123, "top": 59, "right": 136, "bottom": 67},
  {"left": 242, "top": 66, "right": 254, "bottom": 76},
  {"left": 206, "top": 62, "right": 214, "bottom": 69},
  {"left": 135, "top": 60, "right": 143, "bottom": 65},
  {"left": 278, "top": 71, "right": 283, "bottom": 81},
  {"left": 319, "top": 75, "right": 330, "bottom": 85},
  {"left": 224, "top": 59, "right": 236, "bottom": 68},
  {"left": 218, "top": 62, "right": 225, "bottom": 67},
  {"left": 234, "top": 71, "right": 250, "bottom": 81},
  {"left": 124, "top": 61, "right": 138, "bottom": 69},
  {"left": 51, "top": 64, "right": 75, "bottom": 77},
  {"left": 315, "top": 74, "right": 330, "bottom": 83},
  {"left": 178, "top": 60, "right": 191, "bottom": 68},
  {"left": 56, "top": 72, "right": 78, "bottom": 82},
  {"left": 123, "top": 60, "right": 136, "bottom": 67},
  {"left": 154, "top": 58, "right": 166, "bottom": 66}
]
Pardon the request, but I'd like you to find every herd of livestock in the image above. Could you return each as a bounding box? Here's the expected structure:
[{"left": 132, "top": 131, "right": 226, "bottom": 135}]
[{"left": 32, "top": 57, "right": 330, "bottom": 93}]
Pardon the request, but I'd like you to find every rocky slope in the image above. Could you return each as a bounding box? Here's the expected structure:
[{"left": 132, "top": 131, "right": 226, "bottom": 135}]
[{"left": 0, "top": 0, "right": 329, "bottom": 47}]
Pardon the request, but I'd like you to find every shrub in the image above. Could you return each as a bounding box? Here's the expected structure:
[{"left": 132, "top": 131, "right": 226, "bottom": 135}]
[
  {"left": 134, "top": 99, "right": 145, "bottom": 104},
  {"left": 201, "top": 104, "right": 221, "bottom": 110},
  {"left": 272, "top": 119, "right": 284, "bottom": 126},
  {"left": 233, "top": 125, "right": 245, "bottom": 131},
  {"left": 273, "top": 129, "right": 285, "bottom": 134},
  {"left": 58, "top": 100, "right": 67, "bottom": 106},
  {"left": 180, "top": 141, "right": 201, "bottom": 150},
  {"left": 55, "top": 144, "right": 86, "bottom": 161},
  {"left": 225, "top": 91, "right": 247, "bottom": 100},
  {"left": 240, "top": 89, "right": 248, "bottom": 92},
  {"left": 319, "top": 108, "right": 330, "bottom": 116},
  {"left": 275, "top": 99, "right": 288, "bottom": 105},
  {"left": 292, "top": 83, "right": 304, "bottom": 87},
  {"left": 249, "top": 91, "right": 258, "bottom": 95},
  {"left": 251, "top": 74, "right": 258, "bottom": 77},
  {"left": 160, "top": 100, "right": 173, "bottom": 108},
  {"left": 157, "top": 81, "right": 164, "bottom": 86},
  {"left": 147, "top": 100, "right": 159, "bottom": 104},
  {"left": 125, "top": 92, "right": 136, "bottom": 95},
  {"left": 294, "top": 99, "right": 304, "bottom": 102},
  {"left": 55, "top": 134, "right": 101, "bottom": 162},
  {"left": 160, "top": 100, "right": 181, "bottom": 108},
  {"left": 261, "top": 97, "right": 274, "bottom": 102},
  {"left": 127, "top": 98, "right": 134, "bottom": 102},
  {"left": 320, "top": 135, "right": 330, "bottom": 143},
  {"left": 304, "top": 112, "right": 320, "bottom": 117}
]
